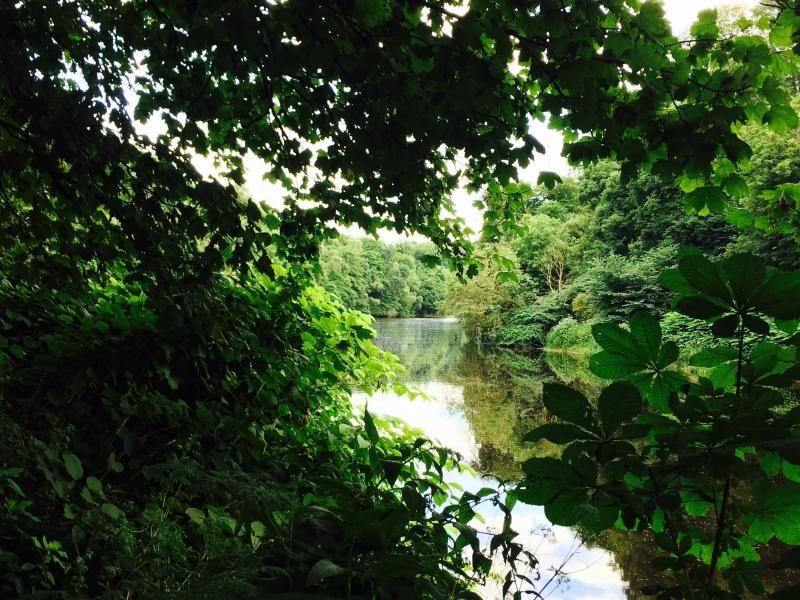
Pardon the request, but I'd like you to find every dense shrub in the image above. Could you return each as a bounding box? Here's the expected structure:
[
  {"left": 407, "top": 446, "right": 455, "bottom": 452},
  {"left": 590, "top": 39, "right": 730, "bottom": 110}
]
[{"left": 544, "top": 317, "right": 599, "bottom": 352}]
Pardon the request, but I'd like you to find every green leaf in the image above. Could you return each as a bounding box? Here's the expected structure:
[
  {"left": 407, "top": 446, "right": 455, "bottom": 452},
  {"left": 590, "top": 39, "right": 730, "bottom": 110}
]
[
  {"left": 63, "top": 452, "right": 83, "bottom": 480},
  {"left": 656, "top": 341, "right": 679, "bottom": 370},
  {"left": 589, "top": 351, "right": 645, "bottom": 379},
  {"left": 363, "top": 409, "right": 379, "bottom": 445},
  {"left": 712, "top": 314, "right": 739, "bottom": 338},
  {"left": 710, "top": 362, "right": 738, "bottom": 390},
  {"left": 598, "top": 382, "right": 641, "bottom": 436},
  {"left": 537, "top": 171, "right": 562, "bottom": 189},
  {"left": 763, "top": 105, "right": 799, "bottom": 134},
  {"left": 752, "top": 270, "right": 800, "bottom": 320},
  {"left": 659, "top": 268, "right": 692, "bottom": 294},
  {"left": 676, "top": 296, "right": 727, "bottom": 320},
  {"left": 307, "top": 558, "right": 348, "bottom": 587},
  {"left": 101, "top": 503, "right": 123, "bottom": 520},
  {"left": 743, "top": 314, "right": 770, "bottom": 335},
  {"left": 690, "top": 346, "right": 738, "bottom": 367},
  {"left": 685, "top": 186, "right": 727, "bottom": 214},
  {"left": 722, "top": 174, "right": 748, "bottom": 197},
  {"left": 629, "top": 313, "right": 661, "bottom": 363},
  {"left": 678, "top": 255, "right": 729, "bottom": 300},
  {"left": 591, "top": 323, "right": 638, "bottom": 357},
  {"left": 747, "top": 481, "right": 800, "bottom": 544},
  {"left": 724, "top": 254, "right": 766, "bottom": 307},
  {"left": 185, "top": 508, "right": 206, "bottom": 525},
  {"left": 542, "top": 383, "right": 595, "bottom": 430}
]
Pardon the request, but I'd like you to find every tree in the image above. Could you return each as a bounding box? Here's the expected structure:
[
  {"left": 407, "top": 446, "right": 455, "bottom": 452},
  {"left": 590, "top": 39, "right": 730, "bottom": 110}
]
[{"left": 4, "top": 1, "right": 800, "bottom": 596}]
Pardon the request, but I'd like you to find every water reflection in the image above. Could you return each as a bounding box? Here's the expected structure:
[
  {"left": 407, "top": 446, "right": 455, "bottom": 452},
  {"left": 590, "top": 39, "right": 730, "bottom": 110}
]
[{"left": 355, "top": 318, "right": 628, "bottom": 599}]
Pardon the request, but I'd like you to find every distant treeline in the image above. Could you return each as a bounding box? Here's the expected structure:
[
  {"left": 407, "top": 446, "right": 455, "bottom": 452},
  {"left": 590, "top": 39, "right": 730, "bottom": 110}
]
[
  {"left": 444, "top": 113, "right": 800, "bottom": 351},
  {"left": 317, "top": 237, "right": 455, "bottom": 317}
]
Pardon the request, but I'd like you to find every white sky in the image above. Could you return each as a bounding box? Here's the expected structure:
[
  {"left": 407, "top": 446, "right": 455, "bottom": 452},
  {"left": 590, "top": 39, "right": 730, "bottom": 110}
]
[{"left": 189, "top": 0, "right": 761, "bottom": 241}]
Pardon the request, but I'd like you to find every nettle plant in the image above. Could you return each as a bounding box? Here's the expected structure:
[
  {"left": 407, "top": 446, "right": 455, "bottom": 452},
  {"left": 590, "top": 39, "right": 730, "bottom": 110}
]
[{"left": 519, "top": 251, "right": 800, "bottom": 599}]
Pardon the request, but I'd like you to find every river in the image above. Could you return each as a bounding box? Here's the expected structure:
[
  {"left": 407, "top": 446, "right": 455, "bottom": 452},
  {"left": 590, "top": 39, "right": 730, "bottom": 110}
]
[{"left": 352, "top": 317, "right": 638, "bottom": 599}]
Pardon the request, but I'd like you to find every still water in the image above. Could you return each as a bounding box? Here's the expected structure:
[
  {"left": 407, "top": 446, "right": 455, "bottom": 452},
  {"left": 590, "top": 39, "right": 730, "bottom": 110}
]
[{"left": 352, "top": 318, "right": 635, "bottom": 599}]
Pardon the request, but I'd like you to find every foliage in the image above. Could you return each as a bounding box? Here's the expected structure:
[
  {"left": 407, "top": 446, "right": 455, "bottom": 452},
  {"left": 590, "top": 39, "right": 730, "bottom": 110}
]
[
  {"left": 545, "top": 317, "right": 599, "bottom": 353},
  {"left": 495, "top": 292, "right": 571, "bottom": 348},
  {"left": 519, "top": 252, "right": 800, "bottom": 598},
  {"left": 6, "top": 0, "right": 800, "bottom": 597},
  {"left": 318, "top": 237, "right": 454, "bottom": 318}
]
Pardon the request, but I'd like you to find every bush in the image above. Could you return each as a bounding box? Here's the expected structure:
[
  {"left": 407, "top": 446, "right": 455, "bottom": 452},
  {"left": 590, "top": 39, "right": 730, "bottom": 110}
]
[
  {"left": 545, "top": 317, "right": 599, "bottom": 352},
  {"left": 495, "top": 291, "right": 571, "bottom": 347},
  {"left": 574, "top": 244, "right": 677, "bottom": 320}
]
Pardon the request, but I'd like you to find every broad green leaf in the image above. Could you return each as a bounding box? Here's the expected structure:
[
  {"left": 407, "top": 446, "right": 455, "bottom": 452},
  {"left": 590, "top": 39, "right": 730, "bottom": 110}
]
[
  {"left": 537, "top": 171, "right": 562, "bottom": 188},
  {"left": 710, "top": 362, "right": 738, "bottom": 390},
  {"left": 724, "top": 254, "right": 766, "bottom": 307},
  {"left": 712, "top": 314, "right": 739, "bottom": 338},
  {"left": 690, "top": 346, "right": 738, "bottom": 367},
  {"left": 676, "top": 296, "right": 727, "bottom": 320},
  {"left": 763, "top": 105, "right": 799, "bottom": 134},
  {"left": 659, "top": 268, "right": 692, "bottom": 294},
  {"left": 628, "top": 313, "right": 661, "bottom": 363},
  {"left": 685, "top": 186, "right": 727, "bottom": 214},
  {"left": 656, "top": 341, "right": 679, "bottom": 369},
  {"left": 307, "top": 558, "right": 348, "bottom": 587},
  {"left": 678, "top": 254, "right": 729, "bottom": 301},
  {"left": 363, "top": 409, "right": 379, "bottom": 445},
  {"left": 598, "top": 382, "right": 641, "bottom": 436},
  {"left": 545, "top": 487, "right": 589, "bottom": 527},
  {"left": 185, "top": 508, "right": 206, "bottom": 525},
  {"left": 591, "top": 323, "right": 638, "bottom": 357},
  {"left": 743, "top": 314, "right": 770, "bottom": 335},
  {"left": 752, "top": 270, "right": 800, "bottom": 320},
  {"left": 63, "top": 452, "right": 83, "bottom": 480},
  {"left": 589, "top": 351, "right": 645, "bottom": 379},
  {"left": 747, "top": 481, "right": 800, "bottom": 544},
  {"left": 101, "top": 503, "right": 123, "bottom": 520},
  {"left": 542, "top": 383, "right": 595, "bottom": 430}
]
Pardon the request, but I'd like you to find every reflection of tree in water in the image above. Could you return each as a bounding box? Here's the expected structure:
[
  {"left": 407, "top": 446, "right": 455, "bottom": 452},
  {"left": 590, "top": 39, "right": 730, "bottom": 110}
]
[
  {"left": 376, "top": 319, "right": 785, "bottom": 598},
  {"left": 373, "top": 318, "right": 466, "bottom": 382},
  {"left": 452, "top": 343, "right": 552, "bottom": 478}
]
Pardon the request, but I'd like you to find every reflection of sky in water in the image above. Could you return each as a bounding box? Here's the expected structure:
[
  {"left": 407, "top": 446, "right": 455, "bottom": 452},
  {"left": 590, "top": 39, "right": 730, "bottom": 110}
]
[{"left": 352, "top": 378, "right": 626, "bottom": 599}]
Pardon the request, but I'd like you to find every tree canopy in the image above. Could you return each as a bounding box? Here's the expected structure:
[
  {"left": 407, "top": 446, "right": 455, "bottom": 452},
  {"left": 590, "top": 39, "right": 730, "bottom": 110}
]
[{"left": 5, "top": 0, "right": 800, "bottom": 598}]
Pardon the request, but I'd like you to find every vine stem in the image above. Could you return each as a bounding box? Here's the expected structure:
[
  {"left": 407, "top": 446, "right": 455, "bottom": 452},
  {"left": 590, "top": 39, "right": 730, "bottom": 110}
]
[{"left": 706, "top": 318, "right": 745, "bottom": 596}]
